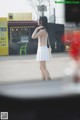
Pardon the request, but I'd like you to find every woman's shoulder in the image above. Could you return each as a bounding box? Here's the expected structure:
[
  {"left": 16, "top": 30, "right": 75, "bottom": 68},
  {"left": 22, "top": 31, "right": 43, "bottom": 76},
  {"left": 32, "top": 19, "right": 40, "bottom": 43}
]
[
  {"left": 38, "top": 29, "right": 47, "bottom": 35},
  {"left": 41, "top": 28, "right": 48, "bottom": 34},
  {"left": 38, "top": 27, "right": 48, "bottom": 36}
]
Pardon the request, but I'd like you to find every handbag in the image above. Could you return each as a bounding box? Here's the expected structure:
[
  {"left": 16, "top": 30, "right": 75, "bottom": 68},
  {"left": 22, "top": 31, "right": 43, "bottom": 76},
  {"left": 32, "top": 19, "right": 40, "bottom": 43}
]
[{"left": 47, "top": 36, "right": 52, "bottom": 58}]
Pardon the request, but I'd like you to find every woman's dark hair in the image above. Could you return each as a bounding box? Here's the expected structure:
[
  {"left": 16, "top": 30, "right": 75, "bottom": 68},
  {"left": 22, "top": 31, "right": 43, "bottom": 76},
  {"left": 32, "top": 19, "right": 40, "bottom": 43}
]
[{"left": 39, "top": 16, "right": 48, "bottom": 32}]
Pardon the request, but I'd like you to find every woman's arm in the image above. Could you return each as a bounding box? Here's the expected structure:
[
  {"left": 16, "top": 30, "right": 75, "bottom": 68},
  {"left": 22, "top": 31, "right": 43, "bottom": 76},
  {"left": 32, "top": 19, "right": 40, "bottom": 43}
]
[{"left": 31, "top": 26, "right": 44, "bottom": 39}]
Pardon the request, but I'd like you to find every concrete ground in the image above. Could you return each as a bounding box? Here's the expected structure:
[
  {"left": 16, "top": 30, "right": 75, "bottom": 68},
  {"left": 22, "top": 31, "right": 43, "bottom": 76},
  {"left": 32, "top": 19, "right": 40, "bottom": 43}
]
[{"left": 0, "top": 53, "right": 71, "bottom": 84}]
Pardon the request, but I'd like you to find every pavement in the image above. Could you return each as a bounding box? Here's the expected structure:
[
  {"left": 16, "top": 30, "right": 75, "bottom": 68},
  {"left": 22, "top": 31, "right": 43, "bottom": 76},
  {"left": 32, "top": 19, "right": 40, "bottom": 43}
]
[{"left": 0, "top": 53, "right": 72, "bottom": 84}]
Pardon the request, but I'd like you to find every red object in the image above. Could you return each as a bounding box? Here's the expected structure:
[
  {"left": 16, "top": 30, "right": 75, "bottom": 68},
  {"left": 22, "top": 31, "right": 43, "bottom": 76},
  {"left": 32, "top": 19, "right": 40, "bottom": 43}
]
[{"left": 62, "top": 31, "right": 80, "bottom": 60}]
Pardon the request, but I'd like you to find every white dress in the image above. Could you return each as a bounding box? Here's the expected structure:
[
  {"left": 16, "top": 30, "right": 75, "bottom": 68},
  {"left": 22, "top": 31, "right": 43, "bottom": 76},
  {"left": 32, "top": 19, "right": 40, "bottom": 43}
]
[{"left": 36, "top": 45, "right": 49, "bottom": 61}]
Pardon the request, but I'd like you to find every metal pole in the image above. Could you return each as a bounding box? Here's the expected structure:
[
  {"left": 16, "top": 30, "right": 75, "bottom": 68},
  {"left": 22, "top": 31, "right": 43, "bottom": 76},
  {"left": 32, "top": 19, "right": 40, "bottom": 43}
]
[
  {"left": 42, "top": 11, "right": 44, "bottom": 16},
  {"left": 49, "top": 0, "right": 50, "bottom": 16},
  {"left": 48, "top": 0, "right": 51, "bottom": 21},
  {"left": 53, "top": 8, "right": 56, "bottom": 52},
  {"left": 53, "top": 8, "right": 56, "bottom": 24}
]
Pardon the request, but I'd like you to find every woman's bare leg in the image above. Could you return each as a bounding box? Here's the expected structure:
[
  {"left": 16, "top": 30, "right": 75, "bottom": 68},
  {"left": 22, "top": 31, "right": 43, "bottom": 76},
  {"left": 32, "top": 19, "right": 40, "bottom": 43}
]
[
  {"left": 40, "top": 64, "right": 46, "bottom": 80},
  {"left": 46, "top": 69, "right": 51, "bottom": 80},
  {"left": 40, "top": 68, "right": 46, "bottom": 80},
  {"left": 40, "top": 61, "right": 51, "bottom": 80}
]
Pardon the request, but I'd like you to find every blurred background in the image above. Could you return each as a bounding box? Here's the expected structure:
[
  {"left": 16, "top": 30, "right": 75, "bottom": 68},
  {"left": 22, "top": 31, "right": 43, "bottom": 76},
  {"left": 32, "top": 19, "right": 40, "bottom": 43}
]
[{"left": 0, "top": 0, "right": 80, "bottom": 83}]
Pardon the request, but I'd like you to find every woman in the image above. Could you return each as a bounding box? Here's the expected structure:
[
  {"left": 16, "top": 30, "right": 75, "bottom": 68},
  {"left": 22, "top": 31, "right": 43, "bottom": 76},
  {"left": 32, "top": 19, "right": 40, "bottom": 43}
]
[{"left": 31, "top": 16, "right": 51, "bottom": 80}]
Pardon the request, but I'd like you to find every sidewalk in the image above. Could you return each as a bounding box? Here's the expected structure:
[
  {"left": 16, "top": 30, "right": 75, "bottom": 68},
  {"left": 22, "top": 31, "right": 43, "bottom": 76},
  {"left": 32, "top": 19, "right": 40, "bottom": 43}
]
[{"left": 0, "top": 53, "right": 70, "bottom": 83}]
